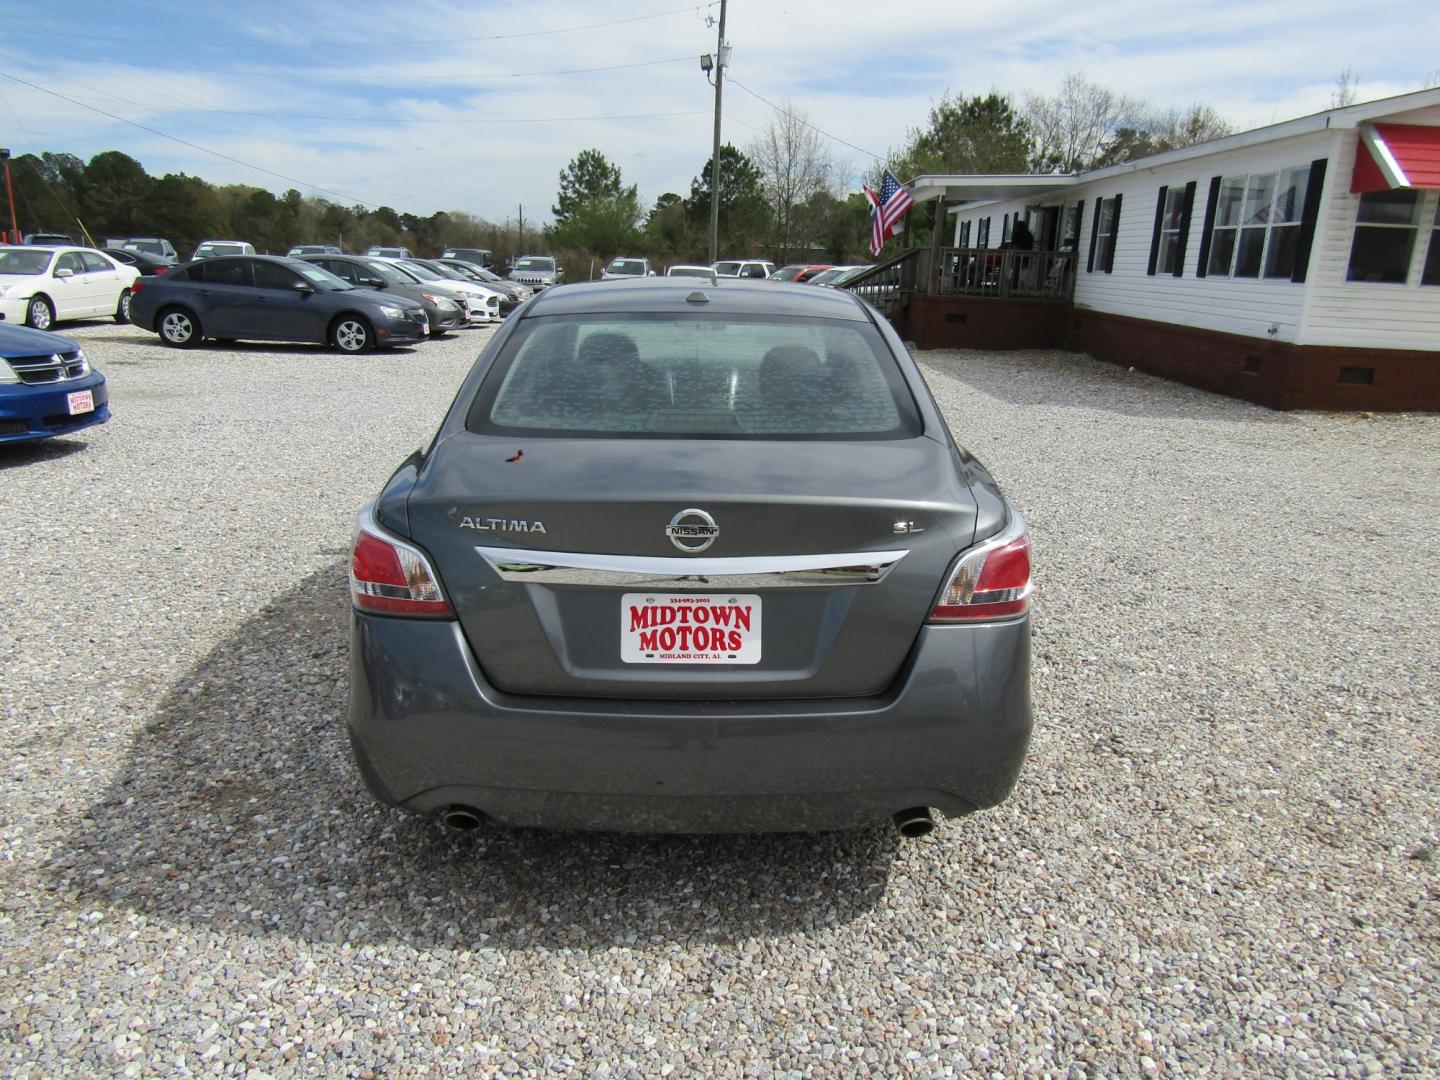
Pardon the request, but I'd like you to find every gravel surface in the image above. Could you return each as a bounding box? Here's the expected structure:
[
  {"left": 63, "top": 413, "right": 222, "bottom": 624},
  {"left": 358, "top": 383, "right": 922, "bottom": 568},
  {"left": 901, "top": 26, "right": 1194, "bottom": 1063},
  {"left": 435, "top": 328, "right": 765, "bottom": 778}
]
[{"left": 0, "top": 324, "right": 1436, "bottom": 1077}]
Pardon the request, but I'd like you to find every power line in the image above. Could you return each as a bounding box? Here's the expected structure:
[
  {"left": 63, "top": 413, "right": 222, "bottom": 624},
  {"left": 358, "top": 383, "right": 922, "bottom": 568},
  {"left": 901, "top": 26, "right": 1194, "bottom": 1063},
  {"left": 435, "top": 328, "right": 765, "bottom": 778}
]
[
  {"left": 0, "top": 34, "right": 696, "bottom": 82},
  {"left": 0, "top": 4, "right": 718, "bottom": 49},
  {"left": 0, "top": 70, "right": 380, "bottom": 207},
  {"left": 62, "top": 94, "right": 712, "bottom": 126},
  {"left": 728, "top": 78, "right": 881, "bottom": 160}
]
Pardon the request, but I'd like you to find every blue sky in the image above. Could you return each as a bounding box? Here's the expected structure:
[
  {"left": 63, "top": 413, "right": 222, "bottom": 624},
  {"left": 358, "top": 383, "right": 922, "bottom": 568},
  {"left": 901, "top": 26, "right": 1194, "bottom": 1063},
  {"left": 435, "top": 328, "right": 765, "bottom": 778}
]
[{"left": 0, "top": 0, "right": 1436, "bottom": 226}]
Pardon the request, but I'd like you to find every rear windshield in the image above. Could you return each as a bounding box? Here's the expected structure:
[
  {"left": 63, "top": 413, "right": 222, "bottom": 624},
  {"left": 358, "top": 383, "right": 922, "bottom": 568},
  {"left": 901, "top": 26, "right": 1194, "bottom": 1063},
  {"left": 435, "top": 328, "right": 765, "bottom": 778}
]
[{"left": 467, "top": 313, "right": 919, "bottom": 439}]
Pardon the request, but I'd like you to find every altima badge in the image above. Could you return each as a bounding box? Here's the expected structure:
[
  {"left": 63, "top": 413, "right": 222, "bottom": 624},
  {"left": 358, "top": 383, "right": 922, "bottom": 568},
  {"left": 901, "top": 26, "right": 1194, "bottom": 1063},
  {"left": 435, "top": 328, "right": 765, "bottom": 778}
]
[
  {"left": 459, "top": 516, "right": 546, "bottom": 534},
  {"left": 666, "top": 508, "right": 719, "bottom": 553}
]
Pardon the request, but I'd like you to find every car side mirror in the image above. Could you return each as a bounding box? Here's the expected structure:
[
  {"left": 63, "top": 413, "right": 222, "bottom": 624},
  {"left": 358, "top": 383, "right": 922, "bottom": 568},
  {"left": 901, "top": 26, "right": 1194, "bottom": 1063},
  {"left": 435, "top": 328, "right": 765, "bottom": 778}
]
[
  {"left": 54, "top": 267, "right": 73, "bottom": 279},
  {"left": 293, "top": 281, "right": 314, "bottom": 293}
]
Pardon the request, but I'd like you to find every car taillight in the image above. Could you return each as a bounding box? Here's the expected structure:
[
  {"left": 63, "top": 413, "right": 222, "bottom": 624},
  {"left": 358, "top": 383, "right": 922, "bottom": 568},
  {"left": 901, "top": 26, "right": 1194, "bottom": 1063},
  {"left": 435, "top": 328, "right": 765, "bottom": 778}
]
[
  {"left": 929, "top": 514, "right": 1032, "bottom": 622},
  {"left": 350, "top": 510, "right": 453, "bottom": 618},
  {"left": 131, "top": 279, "right": 145, "bottom": 294}
]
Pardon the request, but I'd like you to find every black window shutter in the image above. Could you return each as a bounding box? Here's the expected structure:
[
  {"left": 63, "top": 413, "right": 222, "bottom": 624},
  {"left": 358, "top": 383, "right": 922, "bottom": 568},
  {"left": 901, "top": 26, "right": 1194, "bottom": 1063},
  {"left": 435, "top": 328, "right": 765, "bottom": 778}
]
[
  {"left": 1195, "top": 175, "right": 1222, "bottom": 279},
  {"left": 1291, "top": 157, "right": 1329, "bottom": 283},
  {"left": 1087, "top": 197, "right": 1102, "bottom": 272},
  {"left": 1173, "top": 180, "right": 1197, "bottom": 278},
  {"left": 1147, "top": 185, "right": 1169, "bottom": 275},
  {"left": 1104, "top": 194, "right": 1122, "bottom": 272}
]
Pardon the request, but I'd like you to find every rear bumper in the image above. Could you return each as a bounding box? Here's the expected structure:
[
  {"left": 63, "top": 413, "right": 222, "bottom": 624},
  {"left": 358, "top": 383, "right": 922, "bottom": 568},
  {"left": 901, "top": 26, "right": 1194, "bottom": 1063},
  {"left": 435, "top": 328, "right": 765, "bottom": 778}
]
[
  {"left": 0, "top": 372, "right": 110, "bottom": 443},
  {"left": 348, "top": 611, "right": 1032, "bottom": 832}
]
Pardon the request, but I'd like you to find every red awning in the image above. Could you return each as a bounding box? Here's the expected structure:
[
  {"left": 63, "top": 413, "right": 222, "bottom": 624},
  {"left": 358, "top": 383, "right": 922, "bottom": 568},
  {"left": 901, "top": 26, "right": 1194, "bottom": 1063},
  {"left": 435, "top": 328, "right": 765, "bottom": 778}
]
[{"left": 1351, "top": 123, "right": 1440, "bottom": 193}]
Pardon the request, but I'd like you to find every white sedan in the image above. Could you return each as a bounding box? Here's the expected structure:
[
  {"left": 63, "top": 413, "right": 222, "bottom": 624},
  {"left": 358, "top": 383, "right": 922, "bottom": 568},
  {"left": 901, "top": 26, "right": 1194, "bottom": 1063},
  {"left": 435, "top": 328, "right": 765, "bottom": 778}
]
[
  {"left": 0, "top": 246, "right": 142, "bottom": 330},
  {"left": 374, "top": 257, "right": 504, "bottom": 325}
]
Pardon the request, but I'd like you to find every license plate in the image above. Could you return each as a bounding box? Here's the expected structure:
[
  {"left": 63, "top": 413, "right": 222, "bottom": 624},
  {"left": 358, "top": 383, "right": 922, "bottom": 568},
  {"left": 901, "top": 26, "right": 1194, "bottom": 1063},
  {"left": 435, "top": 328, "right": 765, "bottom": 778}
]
[
  {"left": 66, "top": 389, "right": 93, "bottom": 415},
  {"left": 621, "top": 593, "right": 761, "bottom": 664}
]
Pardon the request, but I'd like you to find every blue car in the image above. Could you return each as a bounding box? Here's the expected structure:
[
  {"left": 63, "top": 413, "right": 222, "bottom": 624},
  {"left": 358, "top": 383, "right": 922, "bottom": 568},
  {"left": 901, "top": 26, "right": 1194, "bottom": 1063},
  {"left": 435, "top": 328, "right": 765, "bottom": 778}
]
[{"left": 0, "top": 322, "right": 110, "bottom": 444}]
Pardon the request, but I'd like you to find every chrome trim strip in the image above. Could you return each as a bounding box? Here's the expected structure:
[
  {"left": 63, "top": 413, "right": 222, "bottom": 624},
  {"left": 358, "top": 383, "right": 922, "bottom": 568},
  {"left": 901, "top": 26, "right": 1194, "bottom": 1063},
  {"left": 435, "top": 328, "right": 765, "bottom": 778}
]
[{"left": 475, "top": 546, "right": 910, "bottom": 587}]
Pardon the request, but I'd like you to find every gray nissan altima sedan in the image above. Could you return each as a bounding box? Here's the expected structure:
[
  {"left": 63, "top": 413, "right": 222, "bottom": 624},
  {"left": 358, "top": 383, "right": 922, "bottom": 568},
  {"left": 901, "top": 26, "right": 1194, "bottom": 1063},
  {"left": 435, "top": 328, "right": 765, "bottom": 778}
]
[{"left": 348, "top": 278, "right": 1033, "bottom": 836}]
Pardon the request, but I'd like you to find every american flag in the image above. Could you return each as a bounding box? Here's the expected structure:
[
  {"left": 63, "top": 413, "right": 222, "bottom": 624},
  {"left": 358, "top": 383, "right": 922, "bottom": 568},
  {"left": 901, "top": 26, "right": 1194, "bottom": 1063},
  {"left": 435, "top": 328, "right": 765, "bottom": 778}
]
[{"left": 869, "top": 170, "right": 914, "bottom": 256}]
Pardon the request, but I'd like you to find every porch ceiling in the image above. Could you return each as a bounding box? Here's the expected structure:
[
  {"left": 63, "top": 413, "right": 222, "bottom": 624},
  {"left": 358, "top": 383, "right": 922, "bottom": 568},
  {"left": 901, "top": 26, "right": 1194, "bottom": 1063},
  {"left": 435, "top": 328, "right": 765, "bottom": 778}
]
[{"left": 907, "top": 173, "right": 1079, "bottom": 205}]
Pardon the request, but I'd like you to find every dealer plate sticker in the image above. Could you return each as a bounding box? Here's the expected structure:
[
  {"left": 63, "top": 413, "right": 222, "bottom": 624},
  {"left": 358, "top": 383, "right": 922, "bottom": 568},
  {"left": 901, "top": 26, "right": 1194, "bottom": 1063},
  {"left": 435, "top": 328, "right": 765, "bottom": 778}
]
[
  {"left": 621, "top": 593, "right": 761, "bottom": 664},
  {"left": 66, "top": 389, "right": 93, "bottom": 415}
]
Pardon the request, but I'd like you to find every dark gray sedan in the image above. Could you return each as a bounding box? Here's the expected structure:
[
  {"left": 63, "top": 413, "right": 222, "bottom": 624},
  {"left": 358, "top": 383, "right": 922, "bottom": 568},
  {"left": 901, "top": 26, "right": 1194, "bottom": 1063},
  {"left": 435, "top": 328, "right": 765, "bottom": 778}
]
[
  {"left": 129, "top": 255, "right": 428, "bottom": 351},
  {"left": 298, "top": 254, "right": 465, "bottom": 335},
  {"left": 348, "top": 278, "right": 1033, "bottom": 835}
]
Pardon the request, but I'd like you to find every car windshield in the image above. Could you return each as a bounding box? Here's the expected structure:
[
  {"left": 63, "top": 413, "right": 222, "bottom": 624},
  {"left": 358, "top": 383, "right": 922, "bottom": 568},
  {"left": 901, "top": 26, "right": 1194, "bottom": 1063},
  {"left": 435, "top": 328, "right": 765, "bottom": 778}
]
[
  {"left": 835, "top": 265, "right": 874, "bottom": 284},
  {"left": 359, "top": 259, "right": 411, "bottom": 285},
  {"left": 473, "top": 313, "right": 917, "bottom": 439},
  {"left": 199, "top": 244, "right": 244, "bottom": 257},
  {"left": 770, "top": 266, "right": 804, "bottom": 281},
  {"left": 0, "top": 250, "right": 54, "bottom": 275},
  {"left": 296, "top": 264, "right": 351, "bottom": 290},
  {"left": 667, "top": 267, "right": 713, "bottom": 278},
  {"left": 608, "top": 260, "right": 645, "bottom": 275},
  {"left": 515, "top": 258, "right": 554, "bottom": 271},
  {"left": 398, "top": 261, "right": 443, "bottom": 282},
  {"left": 474, "top": 267, "right": 502, "bottom": 282},
  {"left": 807, "top": 268, "right": 847, "bottom": 285},
  {"left": 712, "top": 262, "right": 741, "bottom": 275},
  {"left": 126, "top": 240, "right": 163, "bottom": 254},
  {"left": 433, "top": 264, "right": 473, "bottom": 280}
]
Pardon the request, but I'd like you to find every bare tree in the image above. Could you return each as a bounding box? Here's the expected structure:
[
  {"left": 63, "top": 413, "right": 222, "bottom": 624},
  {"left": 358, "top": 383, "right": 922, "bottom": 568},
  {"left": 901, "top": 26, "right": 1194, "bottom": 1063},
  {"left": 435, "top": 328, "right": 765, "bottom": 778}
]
[
  {"left": 1025, "top": 73, "right": 1144, "bottom": 172},
  {"left": 749, "top": 102, "right": 835, "bottom": 263},
  {"left": 1331, "top": 67, "right": 1359, "bottom": 109}
]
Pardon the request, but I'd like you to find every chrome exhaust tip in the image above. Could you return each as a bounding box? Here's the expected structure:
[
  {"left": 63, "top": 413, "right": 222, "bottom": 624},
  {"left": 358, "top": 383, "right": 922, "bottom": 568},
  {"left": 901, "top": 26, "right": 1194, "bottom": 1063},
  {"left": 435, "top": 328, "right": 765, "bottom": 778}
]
[
  {"left": 438, "top": 806, "right": 485, "bottom": 832},
  {"left": 893, "top": 807, "right": 935, "bottom": 838}
]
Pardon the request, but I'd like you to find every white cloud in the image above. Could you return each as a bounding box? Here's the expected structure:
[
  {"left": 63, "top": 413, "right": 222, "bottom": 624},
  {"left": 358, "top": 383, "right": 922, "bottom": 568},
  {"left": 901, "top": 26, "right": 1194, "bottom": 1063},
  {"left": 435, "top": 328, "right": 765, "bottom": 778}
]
[{"left": 1, "top": 0, "right": 1435, "bottom": 225}]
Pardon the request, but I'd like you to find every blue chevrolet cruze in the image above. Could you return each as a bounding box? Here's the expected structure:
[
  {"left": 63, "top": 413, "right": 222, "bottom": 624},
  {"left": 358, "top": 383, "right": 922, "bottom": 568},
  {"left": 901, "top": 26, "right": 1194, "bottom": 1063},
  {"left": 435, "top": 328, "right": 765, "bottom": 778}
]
[{"left": 0, "top": 321, "right": 110, "bottom": 444}]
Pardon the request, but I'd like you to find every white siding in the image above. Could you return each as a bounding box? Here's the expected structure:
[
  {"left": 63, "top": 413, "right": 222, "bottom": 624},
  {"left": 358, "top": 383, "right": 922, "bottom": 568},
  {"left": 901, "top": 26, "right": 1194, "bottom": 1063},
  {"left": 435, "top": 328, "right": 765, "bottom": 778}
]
[
  {"left": 1299, "top": 125, "right": 1440, "bottom": 350},
  {"left": 950, "top": 133, "right": 1336, "bottom": 343}
]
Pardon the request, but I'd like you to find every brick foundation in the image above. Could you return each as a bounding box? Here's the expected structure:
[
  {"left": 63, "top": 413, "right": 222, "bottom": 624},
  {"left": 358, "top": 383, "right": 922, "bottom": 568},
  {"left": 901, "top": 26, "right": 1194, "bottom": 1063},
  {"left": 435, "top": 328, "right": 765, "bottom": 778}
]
[
  {"left": 897, "top": 295, "right": 1070, "bottom": 351},
  {"left": 1066, "top": 309, "right": 1439, "bottom": 412}
]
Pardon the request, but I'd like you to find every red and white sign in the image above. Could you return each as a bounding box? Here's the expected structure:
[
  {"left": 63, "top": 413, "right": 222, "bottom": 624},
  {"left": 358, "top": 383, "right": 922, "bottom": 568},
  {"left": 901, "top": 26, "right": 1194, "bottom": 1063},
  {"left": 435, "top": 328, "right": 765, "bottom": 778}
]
[
  {"left": 66, "top": 389, "right": 94, "bottom": 416},
  {"left": 621, "top": 593, "right": 761, "bottom": 664}
]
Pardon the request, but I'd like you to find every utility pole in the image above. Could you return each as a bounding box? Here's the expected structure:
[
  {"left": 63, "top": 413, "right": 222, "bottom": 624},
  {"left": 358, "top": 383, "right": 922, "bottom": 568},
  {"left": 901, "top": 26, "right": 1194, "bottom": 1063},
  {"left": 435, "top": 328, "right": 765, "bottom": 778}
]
[
  {"left": 517, "top": 204, "right": 524, "bottom": 256},
  {"left": 0, "top": 149, "right": 17, "bottom": 244},
  {"left": 706, "top": 0, "right": 728, "bottom": 265}
]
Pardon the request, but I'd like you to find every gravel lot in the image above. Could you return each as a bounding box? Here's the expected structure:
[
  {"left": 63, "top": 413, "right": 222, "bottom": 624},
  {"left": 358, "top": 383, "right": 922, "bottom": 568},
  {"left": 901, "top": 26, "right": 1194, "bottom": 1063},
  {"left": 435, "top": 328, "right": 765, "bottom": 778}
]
[{"left": 1, "top": 321, "right": 1436, "bottom": 1078}]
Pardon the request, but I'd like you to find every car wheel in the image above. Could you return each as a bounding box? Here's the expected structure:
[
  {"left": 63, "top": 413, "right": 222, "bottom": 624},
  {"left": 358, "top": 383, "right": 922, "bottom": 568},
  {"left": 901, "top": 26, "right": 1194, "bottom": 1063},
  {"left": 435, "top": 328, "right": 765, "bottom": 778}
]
[
  {"left": 115, "top": 289, "right": 133, "bottom": 324},
  {"left": 331, "top": 315, "right": 374, "bottom": 354},
  {"left": 25, "top": 295, "right": 55, "bottom": 331},
  {"left": 158, "top": 307, "right": 203, "bottom": 348}
]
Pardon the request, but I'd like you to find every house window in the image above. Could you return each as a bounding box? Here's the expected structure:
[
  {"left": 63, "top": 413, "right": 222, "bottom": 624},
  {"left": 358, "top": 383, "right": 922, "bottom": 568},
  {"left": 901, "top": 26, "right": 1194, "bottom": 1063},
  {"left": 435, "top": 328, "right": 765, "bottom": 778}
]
[
  {"left": 1092, "top": 197, "right": 1117, "bottom": 272},
  {"left": 1156, "top": 187, "right": 1187, "bottom": 274},
  {"left": 1206, "top": 168, "right": 1310, "bottom": 279},
  {"left": 1347, "top": 189, "right": 1421, "bottom": 283},
  {"left": 1418, "top": 197, "right": 1439, "bottom": 286}
]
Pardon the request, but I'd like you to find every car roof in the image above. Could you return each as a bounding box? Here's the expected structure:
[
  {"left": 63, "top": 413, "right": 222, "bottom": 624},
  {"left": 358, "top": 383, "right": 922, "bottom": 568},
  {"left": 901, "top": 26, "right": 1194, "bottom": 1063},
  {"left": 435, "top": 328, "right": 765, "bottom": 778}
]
[{"left": 521, "top": 276, "right": 871, "bottom": 321}]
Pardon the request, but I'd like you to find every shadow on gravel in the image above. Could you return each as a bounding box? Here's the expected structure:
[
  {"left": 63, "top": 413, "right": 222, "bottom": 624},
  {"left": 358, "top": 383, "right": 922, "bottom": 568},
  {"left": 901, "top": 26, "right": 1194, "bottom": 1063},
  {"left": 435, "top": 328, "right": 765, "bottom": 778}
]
[
  {"left": 0, "top": 437, "right": 92, "bottom": 469},
  {"left": 920, "top": 348, "right": 1297, "bottom": 424},
  {"left": 122, "top": 338, "right": 423, "bottom": 357},
  {"left": 49, "top": 561, "right": 898, "bottom": 950}
]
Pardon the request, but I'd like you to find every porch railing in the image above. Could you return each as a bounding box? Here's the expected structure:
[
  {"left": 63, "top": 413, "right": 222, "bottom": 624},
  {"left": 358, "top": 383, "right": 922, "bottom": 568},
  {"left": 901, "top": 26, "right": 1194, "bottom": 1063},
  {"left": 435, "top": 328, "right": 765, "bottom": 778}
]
[
  {"left": 936, "top": 247, "right": 1076, "bottom": 300},
  {"left": 840, "top": 248, "right": 926, "bottom": 308},
  {"left": 842, "top": 246, "right": 1077, "bottom": 305}
]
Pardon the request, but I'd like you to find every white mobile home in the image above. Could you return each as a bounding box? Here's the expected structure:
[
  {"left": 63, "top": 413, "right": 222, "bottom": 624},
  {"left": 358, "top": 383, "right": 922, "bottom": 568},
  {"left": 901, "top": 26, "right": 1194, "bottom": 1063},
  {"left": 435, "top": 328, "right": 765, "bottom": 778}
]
[{"left": 895, "top": 88, "right": 1440, "bottom": 411}]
